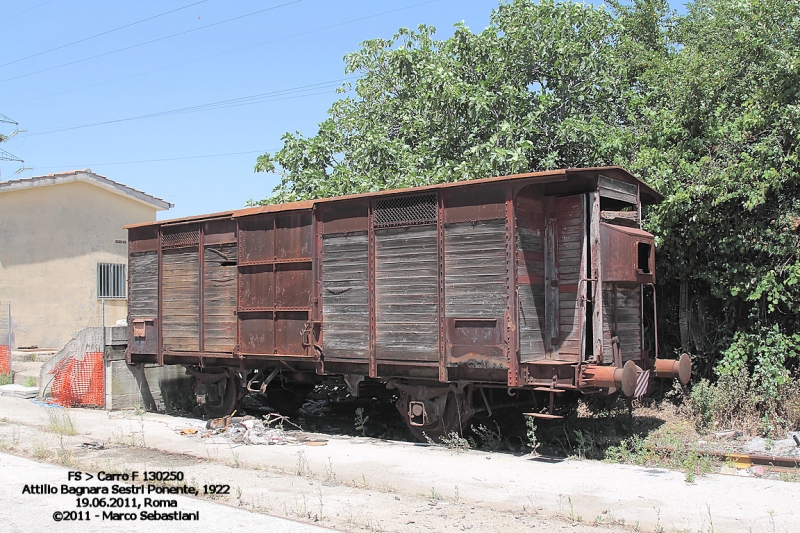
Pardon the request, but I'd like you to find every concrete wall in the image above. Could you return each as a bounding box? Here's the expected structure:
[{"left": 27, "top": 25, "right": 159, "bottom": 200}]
[
  {"left": 104, "top": 327, "right": 194, "bottom": 411},
  {"left": 0, "top": 180, "right": 157, "bottom": 349}
]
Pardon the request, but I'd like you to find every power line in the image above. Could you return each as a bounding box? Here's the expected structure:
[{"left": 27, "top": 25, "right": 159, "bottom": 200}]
[
  {"left": 26, "top": 78, "right": 354, "bottom": 137},
  {"left": 0, "top": 0, "right": 302, "bottom": 84},
  {"left": 0, "top": 0, "right": 207, "bottom": 68},
  {"left": 0, "top": 0, "right": 54, "bottom": 25},
  {"left": 4, "top": 0, "right": 441, "bottom": 108},
  {"left": 27, "top": 148, "right": 277, "bottom": 170}
]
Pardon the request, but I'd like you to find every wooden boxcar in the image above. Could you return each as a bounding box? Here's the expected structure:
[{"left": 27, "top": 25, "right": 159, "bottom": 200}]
[{"left": 125, "top": 166, "right": 689, "bottom": 436}]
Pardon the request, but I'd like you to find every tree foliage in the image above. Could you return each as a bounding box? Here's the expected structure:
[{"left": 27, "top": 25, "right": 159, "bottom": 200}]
[{"left": 256, "top": 0, "right": 800, "bottom": 393}]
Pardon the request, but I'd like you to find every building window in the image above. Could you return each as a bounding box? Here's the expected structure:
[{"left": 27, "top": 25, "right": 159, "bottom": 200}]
[{"left": 97, "top": 263, "right": 126, "bottom": 299}]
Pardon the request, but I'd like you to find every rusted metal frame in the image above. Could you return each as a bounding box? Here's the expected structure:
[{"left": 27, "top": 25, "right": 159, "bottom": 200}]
[
  {"left": 237, "top": 352, "right": 310, "bottom": 359},
  {"left": 234, "top": 219, "right": 244, "bottom": 358},
  {"left": 504, "top": 186, "right": 520, "bottom": 387},
  {"left": 199, "top": 224, "right": 205, "bottom": 353},
  {"left": 646, "top": 283, "right": 660, "bottom": 360},
  {"left": 164, "top": 350, "right": 237, "bottom": 359},
  {"left": 238, "top": 257, "right": 312, "bottom": 266},
  {"left": 612, "top": 282, "right": 620, "bottom": 366},
  {"left": 638, "top": 183, "right": 646, "bottom": 363},
  {"left": 125, "top": 240, "right": 133, "bottom": 363},
  {"left": 313, "top": 206, "right": 323, "bottom": 359},
  {"left": 437, "top": 192, "right": 447, "bottom": 383},
  {"left": 588, "top": 192, "right": 604, "bottom": 363},
  {"left": 543, "top": 196, "right": 559, "bottom": 359},
  {"left": 238, "top": 306, "right": 311, "bottom": 312},
  {"left": 157, "top": 228, "right": 164, "bottom": 366},
  {"left": 233, "top": 221, "right": 241, "bottom": 359},
  {"left": 379, "top": 360, "right": 440, "bottom": 367},
  {"left": 272, "top": 215, "right": 278, "bottom": 355},
  {"left": 368, "top": 200, "right": 377, "bottom": 378},
  {"left": 578, "top": 194, "right": 588, "bottom": 362}
]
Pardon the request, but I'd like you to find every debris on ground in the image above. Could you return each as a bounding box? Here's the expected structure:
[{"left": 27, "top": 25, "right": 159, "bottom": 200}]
[
  {"left": 77, "top": 441, "right": 104, "bottom": 449},
  {"left": 176, "top": 414, "right": 301, "bottom": 445}
]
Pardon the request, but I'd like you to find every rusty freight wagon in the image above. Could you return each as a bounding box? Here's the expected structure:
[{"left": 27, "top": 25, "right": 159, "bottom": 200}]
[{"left": 125, "top": 166, "right": 690, "bottom": 437}]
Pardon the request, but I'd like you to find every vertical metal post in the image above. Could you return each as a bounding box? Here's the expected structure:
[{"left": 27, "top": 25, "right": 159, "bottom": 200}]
[
  {"left": 7, "top": 302, "right": 12, "bottom": 378},
  {"left": 101, "top": 297, "right": 107, "bottom": 409},
  {"left": 101, "top": 298, "right": 106, "bottom": 354}
]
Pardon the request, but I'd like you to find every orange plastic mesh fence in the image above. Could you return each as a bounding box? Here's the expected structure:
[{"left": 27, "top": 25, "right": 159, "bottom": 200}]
[
  {"left": 50, "top": 352, "right": 104, "bottom": 407},
  {"left": 0, "top": 345, "right": 9, "bottom": 375}
]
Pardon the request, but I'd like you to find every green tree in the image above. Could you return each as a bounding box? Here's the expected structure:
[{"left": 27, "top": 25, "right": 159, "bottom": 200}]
[{"left": 256, "top": 0, "right": 800, "bottom": 397}]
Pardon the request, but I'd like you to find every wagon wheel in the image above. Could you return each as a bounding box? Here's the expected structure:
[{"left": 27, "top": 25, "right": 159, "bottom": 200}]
[
  {"left": 201, "top": 375, "right": 239, "bottom": 419},
  {"left": 399, "top": 390, "right": 471, "bottom": 443}
]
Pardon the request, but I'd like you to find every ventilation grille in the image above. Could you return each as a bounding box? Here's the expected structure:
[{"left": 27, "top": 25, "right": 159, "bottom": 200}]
[
  {"left": 374, "top": 194, "right": 437, "bottom": 228},
  {"left": 161, "top": 228, "right": 200, "bottom": 249}
]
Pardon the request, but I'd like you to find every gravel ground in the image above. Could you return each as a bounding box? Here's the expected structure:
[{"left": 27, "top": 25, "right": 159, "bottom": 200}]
[{"left": 0, "top": 396, "right": 796, "bottom": 533}]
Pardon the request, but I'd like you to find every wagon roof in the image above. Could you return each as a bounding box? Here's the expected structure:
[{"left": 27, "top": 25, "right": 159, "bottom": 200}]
[{"left": 125, "top": 166, "right": 662, "bottom": 229}]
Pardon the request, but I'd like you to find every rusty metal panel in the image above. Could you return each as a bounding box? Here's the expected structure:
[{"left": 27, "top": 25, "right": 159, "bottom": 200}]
[
  {"left": 203, "top": 243, "right": 237, "bottom": 352},
  {"left": 602, "top": 283, "right": 642, "bottom": 363},
  {"left": 275, "top": 311, "right": 307, "bottom": 355},
  {"left": 321, "top": 201, "right": 369, "bottom": 235},
  {"left": 516, "top": 193, "right": 546, "bottom": 363},
  {"left": 203, "top": 219, "right": 237, "bottom": 244},
  {"left": 239, "top": 311, "right": 273, "bottom": 354},
  {"left": 598, "top": 174, "right": 638, "bottom": 205},
  {"left": 321, "top": 233, "right": 370, "bottom": 360},
  {"left": 129, "top": 226, "right": 159, "bottom": 252},
  {"left": 443, "top": 186, "right": 506, "bottom": 223},
  {"left": 276, "top": 211, "right": 313, "bottom": 259},
  {"left": 276, "top": 263, "right": 312, "bottom": 308},
  {"left": 161, "top": 248, "right": 200, "bottom": 351},
  {"left": 444, "top": 220, "right": 507, "bottom": 317},
  {"left": 600, "top": 222, "right": 656, "bottom": 284},
  {"left": 238, "top": 215, "right": 274, "bottom": 264},
  {"left": 375, "top": 226, "right": 439, "bottom": 362},
  {"left": 238, "top": 264, "right": 273, "bottom": 310}
]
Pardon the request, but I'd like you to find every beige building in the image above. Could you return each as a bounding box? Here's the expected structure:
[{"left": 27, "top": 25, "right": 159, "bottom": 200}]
[{"left": 0, "top": 170, "right": 171, "bottom": 349}]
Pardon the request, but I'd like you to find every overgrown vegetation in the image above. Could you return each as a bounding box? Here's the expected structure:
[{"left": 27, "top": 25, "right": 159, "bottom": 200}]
[
  {"left": 46, "top": 409, "right": 77, "bottom": 436},
  {"left": 689, "top": 372, "right": 800, "bottom": 436},
  {"left": 254, "top": 0, "right": 800, "bottom": 432}
]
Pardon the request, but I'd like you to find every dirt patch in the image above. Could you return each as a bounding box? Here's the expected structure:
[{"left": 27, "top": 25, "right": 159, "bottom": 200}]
[{"left": 0, "top": 409, "right": 625, "bottom": 533}]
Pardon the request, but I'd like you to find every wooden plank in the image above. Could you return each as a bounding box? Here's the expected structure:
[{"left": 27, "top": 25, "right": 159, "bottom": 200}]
[
  {"left": 599, "top": 175, "right": 638, "bottom": 205},
  {"left": 130, "top": 251, "right": 158, "bottom": 319},
  {"left": 203, "top": 243, "right": 237, "bottom": 352},
  {"left": 162, "top": 249, "right": 199, "bottom": 351},
  {"left": 444, "top": 220, "right": 507, "bottom": 318},
  {"left": 375, "top": 226, "right": 439, "bottom": 361},
  {"left": 322, "top": 232, "right": 370, "bottom": 360}
]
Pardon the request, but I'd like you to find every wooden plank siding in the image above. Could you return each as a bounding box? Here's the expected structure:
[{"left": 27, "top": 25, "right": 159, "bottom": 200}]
[
  {"left": 444, "top": 220, "right": 507, "bottom": 318},
  {"left": 557, "top": 196, "right": 586, "bottom": 360},
  {"left": 516, "top": 194, "right": 547, "bottom": 362},
  {"left": 161, "top": 249, "right": 200, "bottom": 351},
  {"left": 203, "top": 243, "right": 237, "bottom": 352},
  {"left": 321, "top": 232, "right": 370, "bottom": 360},
  {"left": 602, "top": 283, "right": 642, "bottom": 363},
  {"left": 374, "top": 226, "right": 439, "bottom": 362},
  {"left": 129, "top": 251, "right": 158, "bottom": 319}
]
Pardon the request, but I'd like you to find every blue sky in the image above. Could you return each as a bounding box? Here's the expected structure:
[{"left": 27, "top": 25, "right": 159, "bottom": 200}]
[{"left": 1, "top": 0, "right": 686, "bottom": 219}]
